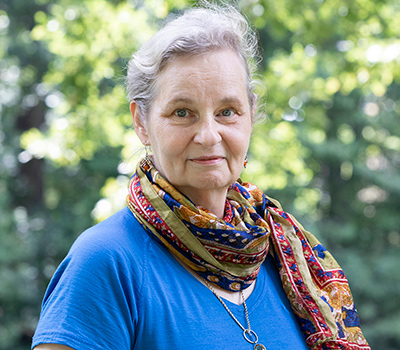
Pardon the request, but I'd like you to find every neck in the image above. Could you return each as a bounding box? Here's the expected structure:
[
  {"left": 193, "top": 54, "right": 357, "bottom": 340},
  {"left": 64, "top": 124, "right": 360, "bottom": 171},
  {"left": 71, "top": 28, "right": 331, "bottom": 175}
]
[{"left": 176, "top": 186, "right": 228, "bottom": 219}]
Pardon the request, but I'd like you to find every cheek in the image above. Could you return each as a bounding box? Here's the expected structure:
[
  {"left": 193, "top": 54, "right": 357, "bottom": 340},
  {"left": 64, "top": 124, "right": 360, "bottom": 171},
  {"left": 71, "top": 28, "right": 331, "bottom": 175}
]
[
  {"left": 150, "top": 128, "right": 184, "bottom": 159},
  {"left": 230, "top": 128, "right": 252, "bottom": 155}
]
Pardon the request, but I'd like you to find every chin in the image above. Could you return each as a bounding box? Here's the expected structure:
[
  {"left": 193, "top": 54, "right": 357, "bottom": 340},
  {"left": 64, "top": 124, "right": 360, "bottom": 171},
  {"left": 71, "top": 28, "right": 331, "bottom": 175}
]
[{"left": 193, "top": 173, "right": 234, "bottom": 190}]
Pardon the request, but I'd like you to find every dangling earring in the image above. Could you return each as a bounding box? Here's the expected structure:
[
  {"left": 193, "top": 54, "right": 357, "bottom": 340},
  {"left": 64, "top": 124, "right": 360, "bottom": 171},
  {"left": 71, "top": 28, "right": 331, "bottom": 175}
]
[
  {"left": 244, "top": 155, "right": 248, "bottom": 168},
  {"left": 141, "top": 144, "right": 153, "bottom": 170}
]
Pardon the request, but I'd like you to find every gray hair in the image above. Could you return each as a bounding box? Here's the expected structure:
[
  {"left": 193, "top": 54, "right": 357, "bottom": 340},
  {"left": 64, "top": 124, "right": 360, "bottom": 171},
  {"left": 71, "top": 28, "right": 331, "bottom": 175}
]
[{"left": 126, "top": 3, "right": 261, "bottom": 121}]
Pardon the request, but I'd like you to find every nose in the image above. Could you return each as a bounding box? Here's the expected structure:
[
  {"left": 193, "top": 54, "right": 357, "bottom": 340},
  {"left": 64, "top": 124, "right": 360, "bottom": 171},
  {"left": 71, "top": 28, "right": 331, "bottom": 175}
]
[{"left": 192, "top": 114, "right": 222, "bottom": 147}]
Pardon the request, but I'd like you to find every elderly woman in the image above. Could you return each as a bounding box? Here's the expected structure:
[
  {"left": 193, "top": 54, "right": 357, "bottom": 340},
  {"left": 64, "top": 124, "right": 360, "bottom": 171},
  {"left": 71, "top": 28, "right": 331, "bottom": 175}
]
[{"left": 32, "top": 4, "right": 370, "bottom": 350}]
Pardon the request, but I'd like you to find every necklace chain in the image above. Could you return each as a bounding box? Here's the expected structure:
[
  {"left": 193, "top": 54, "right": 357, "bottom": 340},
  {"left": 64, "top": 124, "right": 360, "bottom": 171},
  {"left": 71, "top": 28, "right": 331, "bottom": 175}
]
[
  {"left": 203, "top": 279, "right": 265, "bottom": 349},
  {"left": 204, "top": 279, "right": 250, "bottom": 332}
]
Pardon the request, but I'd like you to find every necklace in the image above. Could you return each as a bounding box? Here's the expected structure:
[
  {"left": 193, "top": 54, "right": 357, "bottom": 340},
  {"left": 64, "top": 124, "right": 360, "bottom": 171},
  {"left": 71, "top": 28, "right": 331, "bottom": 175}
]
[{"left": 204, "top": 280, "right": 266, "bottom": 350}]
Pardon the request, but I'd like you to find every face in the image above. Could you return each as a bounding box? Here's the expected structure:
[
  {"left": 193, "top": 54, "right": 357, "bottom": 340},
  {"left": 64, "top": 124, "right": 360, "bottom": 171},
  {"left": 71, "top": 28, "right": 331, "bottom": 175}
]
[{"left": 132, "top": 49, "right": 254, "bottom": 206}]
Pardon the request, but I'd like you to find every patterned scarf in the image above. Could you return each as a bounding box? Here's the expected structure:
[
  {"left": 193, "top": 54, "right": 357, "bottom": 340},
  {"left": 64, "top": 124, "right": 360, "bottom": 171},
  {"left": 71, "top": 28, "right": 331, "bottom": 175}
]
[{"left": 127, "top": 157, "right": 370, "bottom": 349}]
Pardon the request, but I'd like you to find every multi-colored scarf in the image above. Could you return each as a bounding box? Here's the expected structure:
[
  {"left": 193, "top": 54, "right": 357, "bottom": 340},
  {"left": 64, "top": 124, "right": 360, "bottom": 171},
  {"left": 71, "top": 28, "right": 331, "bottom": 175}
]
[{"left": 127, "top": 157, "right": 370, "bottom": 349}]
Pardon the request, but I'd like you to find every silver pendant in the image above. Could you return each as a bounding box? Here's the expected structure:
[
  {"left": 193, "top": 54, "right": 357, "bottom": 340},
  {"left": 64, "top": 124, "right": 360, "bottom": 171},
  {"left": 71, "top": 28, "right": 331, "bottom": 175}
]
[
  {"left": 243, "top": 329, "right": 266, "bottom": 349},
  {"left": 254, "top": 344, "right": 266, "bottom": 350}
]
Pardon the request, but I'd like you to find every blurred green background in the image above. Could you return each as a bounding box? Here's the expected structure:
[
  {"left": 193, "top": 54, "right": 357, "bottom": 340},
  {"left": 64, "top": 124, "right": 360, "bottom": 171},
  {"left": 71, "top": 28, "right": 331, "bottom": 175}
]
[{"left": 1, "top": 0, "right": 399, "bottom": 349}]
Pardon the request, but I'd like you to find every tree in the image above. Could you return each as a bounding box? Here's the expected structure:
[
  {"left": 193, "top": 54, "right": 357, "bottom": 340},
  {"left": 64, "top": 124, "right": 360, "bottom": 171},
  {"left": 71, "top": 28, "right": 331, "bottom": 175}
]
[
  {"left": 0, "top": 0, "right": 399, "bottom": 349},
  {"left": 241, "top": 1, "right": 400, "bottom": 348}
]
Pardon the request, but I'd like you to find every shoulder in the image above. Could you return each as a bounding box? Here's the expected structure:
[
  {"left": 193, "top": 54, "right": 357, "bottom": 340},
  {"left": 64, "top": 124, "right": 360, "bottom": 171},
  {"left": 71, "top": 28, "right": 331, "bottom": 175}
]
[
  {"left": 35, "top": 208, "right": 145, "bottom": 349},
  {"left": 76, "top": 206, "right": 143, "bottom": 243},
  {"left": 69, "top": 207, "right": 147, "bottom": 259},
  {"left": 42, "top": 207, "right": 150, "bottom": 310},
  {"left": 52, "top": 207, "right": 150, "bottom": 288}
]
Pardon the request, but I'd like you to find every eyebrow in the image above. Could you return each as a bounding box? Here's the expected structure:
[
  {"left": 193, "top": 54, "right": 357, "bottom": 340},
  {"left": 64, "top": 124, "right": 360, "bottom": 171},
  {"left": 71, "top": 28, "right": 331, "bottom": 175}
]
[
  {"left": 219, "top": 97, "right": 245, "bottom": 107},
  {"left": 166, "top": 97, "right": 195, "bottom": 105},
  {"left": 166, "top": 96, "right": 245, "bottom": 106}
]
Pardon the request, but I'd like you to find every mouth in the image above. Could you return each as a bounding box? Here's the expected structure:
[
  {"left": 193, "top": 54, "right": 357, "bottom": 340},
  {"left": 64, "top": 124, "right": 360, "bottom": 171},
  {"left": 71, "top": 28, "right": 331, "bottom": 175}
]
[{"left": 189, "top": 156, "right": 225, "bottom": 166}]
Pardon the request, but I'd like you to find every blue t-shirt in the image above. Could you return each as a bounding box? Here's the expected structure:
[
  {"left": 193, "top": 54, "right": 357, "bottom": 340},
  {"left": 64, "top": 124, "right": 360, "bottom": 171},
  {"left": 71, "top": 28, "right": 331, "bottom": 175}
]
[{"left": 32, "top": 207, "right": 309, "bottom": 350}]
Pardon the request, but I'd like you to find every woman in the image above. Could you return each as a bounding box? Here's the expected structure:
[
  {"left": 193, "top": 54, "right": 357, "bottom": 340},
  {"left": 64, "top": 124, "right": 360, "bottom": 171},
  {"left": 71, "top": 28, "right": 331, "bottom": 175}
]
[{"left": 32, "top": 4, "right": 370, "bottom": 350}]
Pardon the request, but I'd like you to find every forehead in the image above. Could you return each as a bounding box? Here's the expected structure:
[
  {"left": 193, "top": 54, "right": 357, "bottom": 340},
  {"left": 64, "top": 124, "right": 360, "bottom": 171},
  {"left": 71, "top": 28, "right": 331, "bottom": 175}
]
[{"left": 154, "top": 49, "right": 249, "bottom": 103}]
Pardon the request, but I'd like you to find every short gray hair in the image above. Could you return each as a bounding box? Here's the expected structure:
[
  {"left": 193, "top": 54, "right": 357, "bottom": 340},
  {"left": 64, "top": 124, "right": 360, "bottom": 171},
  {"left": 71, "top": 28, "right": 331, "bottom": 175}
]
[{"left": 126, "top": 3, "right": 261, "bottom": 121}]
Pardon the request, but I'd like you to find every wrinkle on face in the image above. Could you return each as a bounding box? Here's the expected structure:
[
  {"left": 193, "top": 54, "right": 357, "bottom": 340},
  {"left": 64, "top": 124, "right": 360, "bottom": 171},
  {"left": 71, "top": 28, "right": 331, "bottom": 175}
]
[{"left": 141, "top": 49, "right": 253, "bottom": 218}]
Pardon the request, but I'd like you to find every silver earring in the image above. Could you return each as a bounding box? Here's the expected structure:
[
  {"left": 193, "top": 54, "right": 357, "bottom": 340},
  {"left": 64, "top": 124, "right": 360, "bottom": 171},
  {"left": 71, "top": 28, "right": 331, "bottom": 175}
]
[{"left": 244, "top": 155, "right": 248, "bottom": 168}]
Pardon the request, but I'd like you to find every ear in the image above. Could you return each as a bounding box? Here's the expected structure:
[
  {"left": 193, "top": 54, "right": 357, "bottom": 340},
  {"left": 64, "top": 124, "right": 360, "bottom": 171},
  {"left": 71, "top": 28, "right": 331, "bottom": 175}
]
[{"left": 130, "top": 101, "right": 150, "bottom": 146}]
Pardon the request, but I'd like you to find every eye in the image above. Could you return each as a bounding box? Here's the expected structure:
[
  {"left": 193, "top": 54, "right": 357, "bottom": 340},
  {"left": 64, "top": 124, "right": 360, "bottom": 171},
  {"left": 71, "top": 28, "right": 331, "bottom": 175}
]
[
  {"left": 174, "top": 109, "right": 190, "bottom": 118},
  {"left": 219, "top": 109, "right": 235, "bottom": 117}
]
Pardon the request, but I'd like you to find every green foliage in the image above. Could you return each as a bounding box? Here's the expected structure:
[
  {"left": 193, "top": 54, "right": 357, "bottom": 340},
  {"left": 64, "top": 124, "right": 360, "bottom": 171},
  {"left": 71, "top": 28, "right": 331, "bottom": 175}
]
[{"left": 1, "top": 0, "right": 399, "bottom": 349}]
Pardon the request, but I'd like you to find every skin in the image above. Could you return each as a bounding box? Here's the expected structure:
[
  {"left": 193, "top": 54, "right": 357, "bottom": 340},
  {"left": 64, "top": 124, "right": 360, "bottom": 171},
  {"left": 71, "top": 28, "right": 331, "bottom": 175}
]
[
  {"left": 132, "top": 48, "right": 254, "bottom": 218},
  {"left": 34, "top": 344, "right": 74, "bottom": 350}
]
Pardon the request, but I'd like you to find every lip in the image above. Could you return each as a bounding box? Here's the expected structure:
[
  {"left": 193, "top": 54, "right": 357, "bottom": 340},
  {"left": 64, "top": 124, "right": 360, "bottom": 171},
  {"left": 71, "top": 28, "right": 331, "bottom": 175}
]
[{"left": 189, "top": 155, "right": 225, "bottom": 166}]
